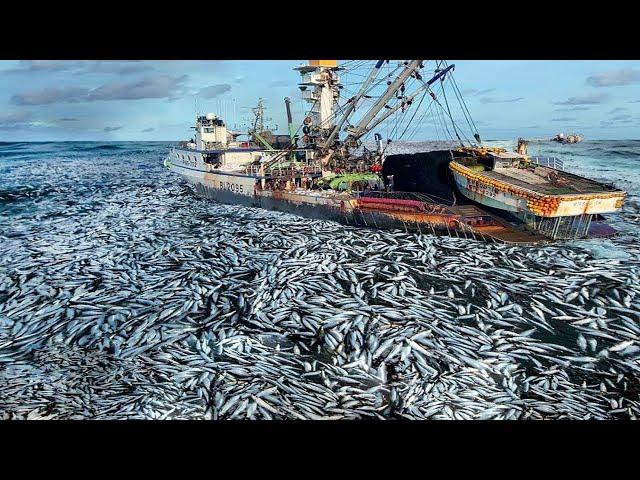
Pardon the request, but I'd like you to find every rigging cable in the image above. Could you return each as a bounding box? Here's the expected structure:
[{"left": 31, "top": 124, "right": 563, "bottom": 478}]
[
  {"left": 444, "top": 61, "right": 480, "bottom": 143},
  {"left": 397, "top": 88, "right": 429, "bottom": 140},
  {"left": 439, "top": 77, "right": 464, "bottom": 146}
]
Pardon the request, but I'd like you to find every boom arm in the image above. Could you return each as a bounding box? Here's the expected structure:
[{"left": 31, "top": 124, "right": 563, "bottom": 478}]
[
  {"left": 345, "top": 60, "right": 423, "bottom": 140},
  {"left": 351, "top": 64, "right": 455, "bottom": 140},
  {"left": 323, "top": 59, "right": 386, "bottom": 148}
]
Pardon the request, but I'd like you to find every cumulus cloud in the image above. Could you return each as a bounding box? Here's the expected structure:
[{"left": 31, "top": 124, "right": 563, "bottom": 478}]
[
  {"left": 587, "top": 68, "right": 640, "bottom": 87},
  {"left": 478, "top": 97, "right": 523, "bottom": 104},
  {"left": 142, "top": 127, "right": 155, "bottom": 132},
  {"left": 198, "top": 84, "right": 232, "bottom": 98},
  {"left": 10, "top": 75, "right": 187, "bottom": 105},
  {"left": 554, "top": 93, "right": 608, "bottom": 105},
  {"left": 104, "top": 126, "right": 122, "bottom": 132}
]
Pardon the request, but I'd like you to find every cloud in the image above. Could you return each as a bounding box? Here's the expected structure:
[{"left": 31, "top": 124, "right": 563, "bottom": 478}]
[
  {"left": 554, "top": 106, "right": 590, "bottom": 112},
  {"left": 552, "top": 117, "right": 577, "bottom": 122},
  {"left": 608, "top": 107, "right": 628, "bottom": 114},
  {"left": 88, "top": 75, "right": 187, "bottom": 101},
  {"left": 88, "top": 61, "right": 153, "bottom": 75},
  {"left": 611, "top": 114, "right": 632, "bottom": 121},
  {"left": 554, "top": 93, "right": 608, "bottom": 105},
  {"left": 478, "top": 97, "right": 523, "bottom": 104},
  {"left": 462, "top": 88, "right": 496, "bottom": 97},
  {"left": 104, "top": 126, "right": 122, "bottom": 132},
  {"left": 599, "top": 120, "right": 630, "bottom": 128},
  {"left": 11, "top": 87, "right": 90, "bottom": 105},
  {"left": 600, "top": 113, "right": 634, "bottom": 128},
  {"left": 5, "top": 60, "right": 81, "bottom": 73},
  {"left": 5, "top": 60, "right": 153, "bottom": 76},
  {"left": 0, "top": 111, "right": 33, "bottom": 130},
  {"left": 198, "top": 84, "right": 232, "bottom": 98},
  {"left": 0, "top": 112, "right": 85, "bottom": 130},
  {"left": 10, "top": 75, "right": 187, "bottom": 105},
  {"left": 587, "top": 68, "right": 640, "bottom": 87},
  {"left": 142, "top": 127, "right": 155, "bottom": 132}
]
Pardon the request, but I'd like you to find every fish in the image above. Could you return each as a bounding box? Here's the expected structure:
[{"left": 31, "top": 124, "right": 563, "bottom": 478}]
[{"left": 0, "top": 141, "right": 639, "bottom": 420}]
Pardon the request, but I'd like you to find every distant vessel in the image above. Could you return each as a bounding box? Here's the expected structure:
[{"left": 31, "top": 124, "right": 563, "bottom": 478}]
[
  {"left": 552, "top": 132, "right": 584, "bottom": 144},
  {"left": 166, "top": 60, "right": 625, "bottom": 243}
]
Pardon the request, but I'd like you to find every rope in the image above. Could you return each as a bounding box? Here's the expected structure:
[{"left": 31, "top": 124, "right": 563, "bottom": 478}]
[
  {"left": 398, "top": 88, "right": 429, "bottom": 140},
  {"left": 439, "top": 78, "right": 464, "bottom": 146}
]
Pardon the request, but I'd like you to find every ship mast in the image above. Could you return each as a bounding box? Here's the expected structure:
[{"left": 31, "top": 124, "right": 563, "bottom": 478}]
[
  {"left": 323, "top": 60, "right": 386, "bottom": 149},
  {"left": 293, "top": 60, "right": 466, "bottom": 173},
  {"left": 251, "top": 98, "right": 271, "bottom": 133},
  {"left": 295, "top": 60, "right": 341, "bottom": 148}
]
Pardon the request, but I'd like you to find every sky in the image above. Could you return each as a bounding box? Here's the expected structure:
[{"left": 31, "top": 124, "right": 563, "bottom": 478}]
[{"left": 1, "top": 60, "right": 639, "bottom": 141}]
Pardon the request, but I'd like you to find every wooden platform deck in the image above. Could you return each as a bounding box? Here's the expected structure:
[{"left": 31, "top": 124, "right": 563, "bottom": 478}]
[{"left": 484, "top": 166, "right": 613, "bottom": 196}]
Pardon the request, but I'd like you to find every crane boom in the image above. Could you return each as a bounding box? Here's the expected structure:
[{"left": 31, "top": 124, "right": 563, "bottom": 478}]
[
  {"left": 354, "top": 64, "right": 456, "bottom": 140},
  {"left": 345, "top": 60, "right": 423, "bottom": 140},
  {"left": 323, "top": 60, "right": 386, "bottom": 148}
]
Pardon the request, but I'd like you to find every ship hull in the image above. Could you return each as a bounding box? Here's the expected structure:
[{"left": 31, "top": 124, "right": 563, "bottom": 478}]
[
  {"left": 180, "top": 168, "right": 433, "bottom": 231},
  {"left": 167, "top": 158, "right": 556, "bottom": 244},
  {"left": 449, "top": 160, "right": 625, "bottom": 218}
]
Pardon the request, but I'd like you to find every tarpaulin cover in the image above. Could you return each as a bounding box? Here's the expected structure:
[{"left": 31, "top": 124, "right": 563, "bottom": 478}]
[{"left": 382, "top": 150, "right": 471, "bottom": 205}]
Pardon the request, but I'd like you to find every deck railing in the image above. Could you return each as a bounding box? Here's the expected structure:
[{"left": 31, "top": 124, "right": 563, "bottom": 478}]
[
  {"left": 531, "top": 156, "right": 564, "bottom": 171},
  {"left": 243, "top": 164, "right": 323, "bottom": 178}
]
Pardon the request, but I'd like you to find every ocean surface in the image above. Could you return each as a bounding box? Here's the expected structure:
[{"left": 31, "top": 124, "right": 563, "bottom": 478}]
[{"left": 0, "top": 140, "right": 639, "bottom": 419}]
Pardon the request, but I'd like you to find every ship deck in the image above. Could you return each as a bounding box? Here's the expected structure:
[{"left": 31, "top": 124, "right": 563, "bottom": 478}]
[
  {"left": 453, "top": 155, "right": 621, "bottom": 197},
  {"left": 485, "top": 166, "right": 614, "bottom": 196}
]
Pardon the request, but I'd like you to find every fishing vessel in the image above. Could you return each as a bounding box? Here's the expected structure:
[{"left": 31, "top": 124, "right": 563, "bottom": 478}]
[
  {"left": 448, "top": 147, "right": 625, "bottom": 239},
  {"left": 166, "top": 60, "right": 626, "bottom": 244},
  {"left": 552, "top": 132, "right": 584, "bottom": 144}
]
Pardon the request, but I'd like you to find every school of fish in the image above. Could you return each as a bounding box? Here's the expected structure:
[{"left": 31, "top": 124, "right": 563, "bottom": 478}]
[{"left": 0, "top": 141, "right": 638, "bottom": 419}]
